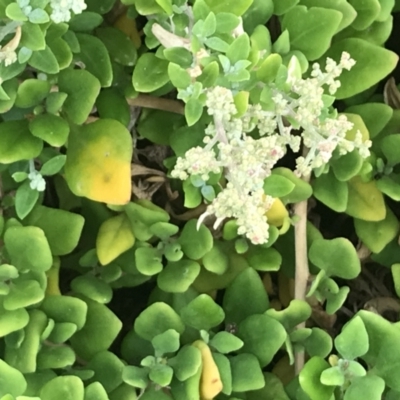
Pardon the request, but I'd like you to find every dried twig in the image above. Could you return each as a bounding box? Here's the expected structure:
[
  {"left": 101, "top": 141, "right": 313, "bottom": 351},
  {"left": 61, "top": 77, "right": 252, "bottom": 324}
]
[{"left": 127, "top": 94, "right": 185, "bottom": 115}]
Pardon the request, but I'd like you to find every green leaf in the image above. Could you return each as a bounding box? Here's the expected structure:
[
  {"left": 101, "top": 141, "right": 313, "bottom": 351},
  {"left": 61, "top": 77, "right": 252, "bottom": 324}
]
[
  {"left": 281, "top": 6, "right": 342, "bottom": 60},
  {"left": 202, "top": 242, "right": 229, "bottom": 275},
  {"left": 164, "top": 47, "right": 193, "bottom": 68},
  {"left": 223, "top": 268, "right": 269, "bottom": 325},
  {"left": 4, "top": 226, "right": 52, "bottom": 272},
  {"left": 185, "top": 98, "right": 204, "bottom": 126},
  {"left": 37, "top": 346, "right": 76, "bottom": 370},
  {"left": 299, "top": 0, "right": 357, "bottom": 32},
  {"left": 40, "top": 296, "right": 87, "bottom": 330},
  {"left": 71, "top": 275, "right": 113, "bottom": 304},
  {"left": 226, "top": 33, "right": 250, "bottom": 64},
  {"left": 149, "top": 364, "right": 174, "bottom": 387},
  {"left": 58, "top": 69, "right": 100, "bottom": 125},
  {"left": 47, "top": 37, "right": 73, "bottom": 70},
  {"left": 180, "top": 294, "right": 225, "bottom": 331},
  {"left": 69, "top": 11, "right": 103, "bottom": 31},
  {"left": 0, "top": 78, "right": 18, "bottom": 113},
  {"left": 335, "top": 316, "right": 369, "bottom": 359},
  {"left": 168, "top": 62, "right": 191, "bottom": 89},
  {"left": 0, "top": 359, "right": 27, "bottom": 397},
  {"left": 15, "top": 181, "right": 40, "bottom": 220},
  {"left": 137, "top": 109, "right": 184, "bottom": 145},
  {"left": 40, "top": 376, "right": 84, "bottom": 400},
  {"left": 346, "top": 176, "right": 386, "bottom": 221},
  {"left": 24, "top": 205, "right": 84, "bottom": 256},
  {"left": 209, "top": 331, "right": 244, "bottom": 353},
  {"left": 197, "top": 61, "right": 219, "bottom": 87},
  {"left": 133, "top": 53, "right": 169, "bottom": 92},
  {"left": 45, "top": 91, "right": 68, "bottom": 114},
  {"left": 178, "top": 219, "right": 213, "bottom": 260},
  {"left": 69, "top": 297, "right": 122, "bottom": 360},
  {"left": 257, "top": 54, "right": 283, "bottom": 84},
  {"left": 320, "top": 366, "right": 345, "bottom": 386},
  {"left": 247, "top": 372, "right": 290, "bottom": 400},
  {"left": 0, "top": 120, "right": 42, "bottom": 164},
  {"left": 76, "top": 33, "right": 113, "bottom": 87},
  {"left": 96, "top": 88, "right": 131, "bottom": 127},
  {"left": 96, "top": 214, "right": 135, "bottom": 265},
  {"left": 4, "top": 279, "right": 44, "bottom": 310},
  {"left": 237, "top": 314, "right": 286, "bottom": 366},
  {"left": 381, "top": 134, "right": 400, "bottom": 165},
  {"left": 272, "top": 0, "right": 299, "bottom": 15},
  {"left": 152, "top": 329, "right": 180, "bottom": 356},
  {"left": 40, "top": 155, "right": 67, "bottom": 176},
  {"left": 122, "top": 365, "right": 149, "bottom": 389},
  {"left": 15, "top": 79, "right": 50, "bottom": 109},
  {"left": 21, "top": 22, "right": 45, "bottom": 50},
  {"left": 84, "top": 382, "right": 109, "bottom": 400},
  {"left": 349, "top": 0, "right": 381, "bottom": 30},
  {"left": 299, "top": 357, "right": 333, "bottom": 400},
  {"left": 213, "top": 353, "right": 232, "bottom": 396},
  {"left": 168, "top": 345, "right": 202, "bottom": 381},
  {"left": 0, "top": 264, "right": 19, "bottom": 281},
  {"left": 134, "top": 302, "right": 185, "bottom": 341},
  {"left": 135, "top": 247, "right": 163, "bottom": 276},
  {"left": 312, "top": 170, "right": 348, "bottom": 212},
  {"left": 330, "top": 151, "right": 363, "bottom": 182},
  {"left": 28, "top": 8, "right": 49, "bottom": 23},
  {"left": 29, "top": 114, "right": 70, "bottom": 146},
  {"left": 230, "top": 353, "right": 265, "bottom": 392},
  {"left": 242, "top": 0, "right": 274, "bottom": 32},
  {"left": 157, "top": 260, "right": 201, "bottom": 293},
  {"left": 246, "top": 246, "right": 282, "bottom": 271},
  {"left": 354, "top": 206, "right": 399, "bottom": 253},
  {"left": 86, "top": 351, "right": 125, "bottom": 392},
  {"left": 272, "top": 167, "right": 313, "bottom": 203},
  {"left": 5, "top": 2, "right": 27, "bottom": 20},
  {"left": 28, "top": 46, "right": 59, "bottom": 74},
  {"left": 344, "top": 376, "right": 385, "bottom": 400},
  {"left": 0, "top": 307, "right": 29, "bottom": 338},
  {"left": 96, "top": 27, "right": 137, "bottom": 66},
  {"left": 204, "top": 0, "right": 253, "bottom": 15},
  {"left": 309, "top": 238, "right": 361, "bottom": 279},
  {"left": 322, "top": 38, "right": 398, "bottom": 99},
  {"left": 266, "top": 299, "right": 312, "bottom": 331}
]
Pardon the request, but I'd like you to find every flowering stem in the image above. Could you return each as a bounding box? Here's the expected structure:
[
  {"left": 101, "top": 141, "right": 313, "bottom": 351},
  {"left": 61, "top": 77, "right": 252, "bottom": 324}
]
[
  {"left": 127, "top": 94, "right": 185, "bottom": 115},
  {"left": 293, "top": 150, "right": 311, "bottom": 375}
]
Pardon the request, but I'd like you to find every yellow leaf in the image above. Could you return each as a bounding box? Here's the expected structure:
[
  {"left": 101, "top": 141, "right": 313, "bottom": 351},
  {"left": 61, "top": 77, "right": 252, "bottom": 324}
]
[
  {"left": 341, "top": 113, "right": 370, "bottom": 141},
  {"left": 65, "top": 119, "right": 132, "bottom": 205},
  {"left": 114, "top": 11, "right": 142, "bottom": 49},
  {"left": 346, "top": 176, "right": 386, "bottom": 221},
  {"left": 96, "top": 213, "right": 135, "bottom": 266}
]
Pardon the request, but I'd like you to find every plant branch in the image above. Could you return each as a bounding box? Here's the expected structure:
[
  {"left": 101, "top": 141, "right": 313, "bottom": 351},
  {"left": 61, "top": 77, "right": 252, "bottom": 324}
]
[
  {"left": 293, "top": 151, "right": 311, "bottom": 375},
  {"left": 127, "top": 94, "right": 185, "bottom": 115}
]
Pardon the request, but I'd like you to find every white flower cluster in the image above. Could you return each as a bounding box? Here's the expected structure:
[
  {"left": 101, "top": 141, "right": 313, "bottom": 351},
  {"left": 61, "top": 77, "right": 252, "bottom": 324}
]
[
  {"left": 50, "top": 0, "right": 86, "bottom": 23},
  {"left": 172, "top": 52, "right": 371, "bottom": 245},
  {"left": 28, "top": 160, "right": 46, "bottom": 191},
  {"left": 28, "top": 170, "right": 46, "bottom": 191}
]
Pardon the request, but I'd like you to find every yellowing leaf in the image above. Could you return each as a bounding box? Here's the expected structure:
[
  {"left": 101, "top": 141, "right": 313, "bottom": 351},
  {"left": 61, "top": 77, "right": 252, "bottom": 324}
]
[
  {"left": 65, "top": 119, "right": 132, "bottom": 205},
  {"left": 96, "top": 213, "right": 135, "bottom": 265},
  {"left": 346, "top": 176, "right": 386, "bottom": 221},
  {"left": 341, "top": 113, "right": 370, "bottom": 141}
]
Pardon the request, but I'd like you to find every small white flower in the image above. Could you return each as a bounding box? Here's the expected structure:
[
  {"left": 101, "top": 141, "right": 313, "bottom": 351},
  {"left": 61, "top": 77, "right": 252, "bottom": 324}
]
[{"left": 50, "top": 0, "right": 86, "bottom": 23}]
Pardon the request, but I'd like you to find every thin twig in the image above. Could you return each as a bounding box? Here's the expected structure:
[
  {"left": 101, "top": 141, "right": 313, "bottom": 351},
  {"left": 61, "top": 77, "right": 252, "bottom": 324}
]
[
  {"left": 293, "top": 155, "right": 311, "bottom": 374},
  {"left": 127, "top": 94, "right": 185, "bottom": 115}
]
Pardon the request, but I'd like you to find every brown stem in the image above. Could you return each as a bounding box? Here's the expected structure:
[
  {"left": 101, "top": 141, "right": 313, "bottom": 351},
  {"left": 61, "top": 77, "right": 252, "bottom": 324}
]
[
  {"left": 293, "top": 166, "right": 311, "bottom": 374},
  {"left": 127, "top": 94, "right": 185, "bottom": 115}
]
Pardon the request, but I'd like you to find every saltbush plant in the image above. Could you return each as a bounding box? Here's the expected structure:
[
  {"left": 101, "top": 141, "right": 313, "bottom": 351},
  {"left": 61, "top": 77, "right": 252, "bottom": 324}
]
[{"left": 0, "top": 0, "right": 400, "bottom": 399}]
